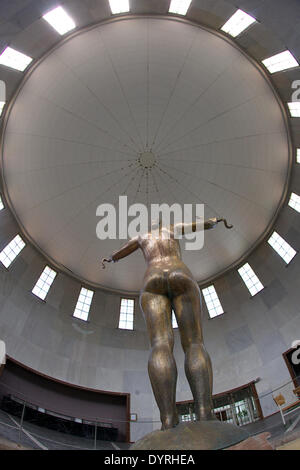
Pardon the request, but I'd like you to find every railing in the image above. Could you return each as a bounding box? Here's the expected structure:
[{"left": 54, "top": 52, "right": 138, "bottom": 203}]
[
  {"left": 0, "top": 381, "right": 125, "bottom": 449},
  {"left": 0, "top": 377, "right": 299, "bottom": 449}
]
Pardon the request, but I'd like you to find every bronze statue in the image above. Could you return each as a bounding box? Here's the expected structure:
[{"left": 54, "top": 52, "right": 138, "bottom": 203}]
[{"left": 102, "top": 217, "right": 232, "bottom": 430}]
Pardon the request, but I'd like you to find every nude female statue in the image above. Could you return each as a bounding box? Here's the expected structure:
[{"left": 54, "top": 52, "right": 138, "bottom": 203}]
[{"left": 102, "top": 217, "right": 232, "bottom": 430}]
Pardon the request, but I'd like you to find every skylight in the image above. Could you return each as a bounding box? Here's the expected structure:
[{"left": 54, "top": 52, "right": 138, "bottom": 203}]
[
  {"left": 0, "top": 195, "right": 4, "bottom": 211},
  {"left": 73, "top": 287, "right": 94, "bottom": 321},
  {"left": 169, "top": 0, "right": 192, "bottom": 15},
  {"left": 172, "top": 311, "right": 178, "bottom": 329},
  {"left": 118, "top": 298, "right": 134, "bottom": 330},
  {"left": 268, "top": 231, "right": 297, "bottom": 265},
  {"left": 32, "top": 266, "right": 57, "bottom": 300},
  {"left": 43, "top": 6, "right": 76, "bottom": 35},
  {"left": 0, "top": 235, "right": 26, "bottom": 268},
  {"left": 0, "top": 101, "right": 5, "bottom": 116},
  {"left": 262, "top": 50, "right": 299, "bottom": 74},
  {"left": 202, "top": 285, "right": 224, "bottom": 319},
  {"left": 108, "top": 0, "right": 130, "bottom": 15},
  {"left": 288, "top": 102, "right": 300, "bottom": 117},
  {"left": 238, "top": 263, "right": 264, "bottom": 296},
  {"left": 221, "top": 9, "right": 256, "bottom": 38},
  {"left": 0, "top": 47, "right": 33, "bottom": 72},
  {"left": 288, "top": 192, "right": 300, "bottom": 213}
]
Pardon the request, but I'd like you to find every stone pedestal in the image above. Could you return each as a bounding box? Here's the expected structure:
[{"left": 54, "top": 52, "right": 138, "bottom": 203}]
[{"left": 131, "top": 420, "right": 251, "bottom": 450}]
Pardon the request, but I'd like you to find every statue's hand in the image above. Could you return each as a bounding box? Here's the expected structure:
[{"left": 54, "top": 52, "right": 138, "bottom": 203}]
[
  {"left": 101, "top": 257, "right": 113, "bottom": 269},
  {"left": 217, "top": 218, "right": 233, "bottom": 229}
]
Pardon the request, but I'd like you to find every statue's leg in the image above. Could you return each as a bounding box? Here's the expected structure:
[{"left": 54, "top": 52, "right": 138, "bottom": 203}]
[
  {"left": 172, "top": 282, "right": 214, "bottom": 421},
  {"left": 140, "top": 291, "right": 178, "bottom": 430}
]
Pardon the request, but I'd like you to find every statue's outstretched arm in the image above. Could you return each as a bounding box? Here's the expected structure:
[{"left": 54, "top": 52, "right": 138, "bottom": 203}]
[
  {"left": 101, "top": 237, "right": 139, "bottom": 269},
  {"left": 176, "top": 217, "right": 233, "bottom": 235}
]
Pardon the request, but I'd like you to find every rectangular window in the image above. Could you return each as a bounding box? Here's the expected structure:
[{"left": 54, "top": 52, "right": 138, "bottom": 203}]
[
  {"left": 43, "top": 6, "right": 76, "bottom": 35},
  {"left": 0, "top": 195, "right": 4, "bottom": 210},
  {"left": 221, "top": 9, "right": 256, "bottom": 38},
  {"left": 238, "top": 263, "right": 264, "bottom": 296},
  {"left": 108, "top": 0, "right": 130, "bottom": 14},
  {"left": 169, "top": 0, "right": 192, "bottom": 16},
  {"left": 202, "top": 285, "right": 224, "bottom": 318},
  {"left": 0, "top": 47, "right": 33, "bottom": 72},
  {"left": 288, "top": 102, "right": 300, "bottom": 117},
  {"left": 181, "top": 413, "right": 195, "bottom": 422},
  {"left": 32, "top": 266, "right": 57, "bottom": 300},
  {"left": 0, "top": 101, "right": 5, "bottom": 116},
  {"left": 73, "top": 287, "right": 94, "bottom": 321},
  {"left": 262, "top": 50, "right": 299, "bottom": 74},
  {"left": 172, "top": 310, "right": 178, "bottom": 329},
  {"left": 288, "top": 192, "right": 300, "bottom": 213},
  {"left": 268, "top": 231, "right": 297, "bottom": 265},
  {"left": 297, "top": 149, "right": 300, "bottom": 164},
  {"left": 119, "top": 298, "right": 134, "bottom": 330},
  {"left": 0, "top": 235, "right": 26, "bottom": 268}
]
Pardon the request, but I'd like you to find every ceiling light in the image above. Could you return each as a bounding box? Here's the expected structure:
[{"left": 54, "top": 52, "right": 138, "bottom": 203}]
[
  {"left": 169, "top": 0, "right": 192, "bottom": 15},
  {"left": 0, "top": 47, "right": 33, "bottom": 72},
  {"left": 262, "top": 50, "right": 299, "bottom": 74},
  {"left": 43, "top": 6, "right": 76, "bottom": 35},
  {"left": 108, "top": 0, "right": 130, "bottom": 14},
  {"left": 288, "top": 192, "right": 300, "bottom": 213},
  {"left": 221, "top": 9, "right": 256, "bottom": 38},
  {"left": 288, "top": 102, "right": 300, "bottom": 117}
]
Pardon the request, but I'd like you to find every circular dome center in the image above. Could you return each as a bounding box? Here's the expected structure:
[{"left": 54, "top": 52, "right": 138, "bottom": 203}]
[
  {"left": 1, "top": 17, "right": 290, "bottom": 292},
  {"left": 137, "top": 151, "right": 157, "bottom": 169}
]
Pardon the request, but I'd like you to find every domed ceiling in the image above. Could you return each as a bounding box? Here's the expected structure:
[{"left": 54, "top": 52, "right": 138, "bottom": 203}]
[{"left": 2, "top": 16, "right": 290, "bottom": 292}]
